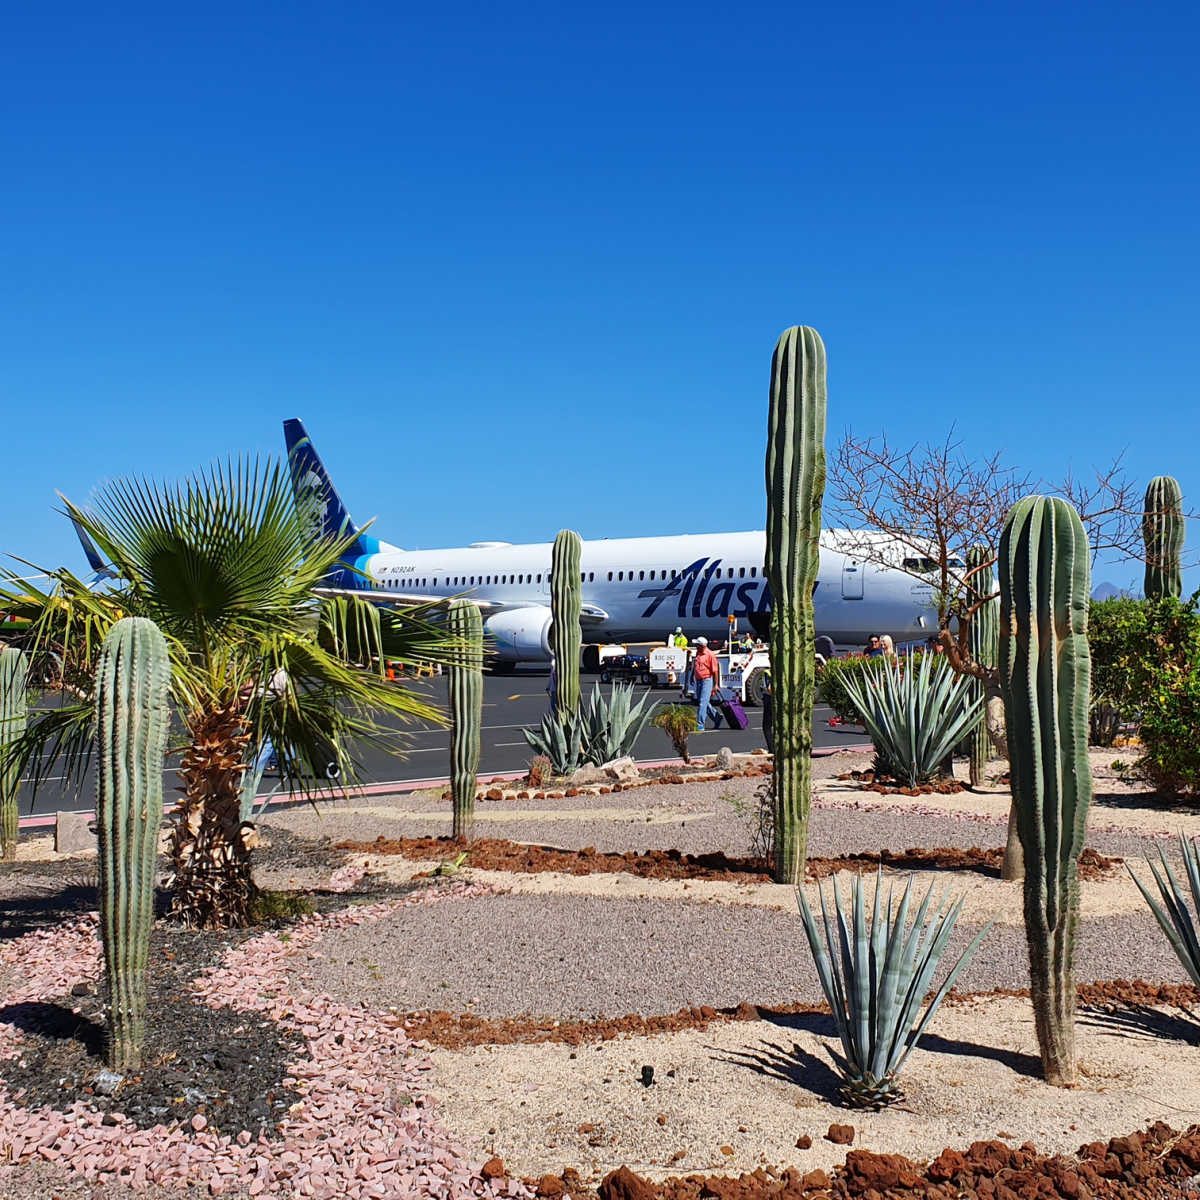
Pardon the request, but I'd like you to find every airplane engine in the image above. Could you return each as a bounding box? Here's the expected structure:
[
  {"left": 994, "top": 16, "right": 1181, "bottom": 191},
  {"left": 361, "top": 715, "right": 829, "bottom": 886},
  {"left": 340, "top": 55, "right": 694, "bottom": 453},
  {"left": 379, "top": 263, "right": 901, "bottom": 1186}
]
[{"left": 484, "top": 605, "right": 553, "bottom": 662}]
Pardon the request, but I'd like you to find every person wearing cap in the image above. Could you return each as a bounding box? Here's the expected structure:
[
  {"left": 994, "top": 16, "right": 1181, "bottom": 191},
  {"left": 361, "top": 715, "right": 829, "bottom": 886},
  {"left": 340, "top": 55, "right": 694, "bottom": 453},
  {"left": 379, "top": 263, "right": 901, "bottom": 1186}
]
[
  {"left": 691, "top": 637, "right": 721, "bottom": 732},
  {"left": 670, "top": 626, "right": 688, "bottom": 648}
]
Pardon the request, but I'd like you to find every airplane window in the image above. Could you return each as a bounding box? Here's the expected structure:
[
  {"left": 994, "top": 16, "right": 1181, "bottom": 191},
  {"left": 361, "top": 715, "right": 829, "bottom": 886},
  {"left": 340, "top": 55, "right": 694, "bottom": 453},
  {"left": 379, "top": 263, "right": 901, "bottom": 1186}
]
[
  {"left": 588, "top": 572, "right": 594, "bottom": 581},
  {"left": 607, "top": 572, "right": 613, "bottom": 581},
  {"left": 537, "top": 573, "right": 542, "bottom": 583},
  {"left": 638, "top": 570, "right": 644, "bottom": 581},
  {"left": 739, "top": 567, "right": 745, "bottom": 578},
  {"left": 947, "top": 558, "right": 965, "bottom": 567},
  {"left": 433, "top": 578, "right": 438, "bottom": 587},
  {"left": 750, "top": 567, "right": 757, "bottom": 577}
]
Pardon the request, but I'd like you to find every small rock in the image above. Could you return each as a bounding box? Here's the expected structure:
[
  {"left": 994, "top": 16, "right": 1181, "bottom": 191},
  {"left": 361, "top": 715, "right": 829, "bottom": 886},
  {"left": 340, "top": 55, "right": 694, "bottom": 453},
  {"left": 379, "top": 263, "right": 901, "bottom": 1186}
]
[
  {"left": 640, "top": 1065, "right": 654, "bottom": 1087},
  {"left": 191, "top": 1114, "right": 208, "bottom": 1132},
  {"left": 599, "top": 1165, "right": 656, "bottom": 1200},
  {"left": 656, "top": 1113, "right": 668, "bottom": 1126},
  {"left": 70, "top": 982, "right": 91, "bottom": 997},
  {"left": 482, "top": 1157, "right": 506, "bottom": 1179},
  {"left": 826, "top": 1123, "right": 855, "bottom": 1145},
  {"left": 92, "top": 1070, "right": 124, "bottom": 1097},
  {"left": 536, "top": 1175, "right": 565, "bottom": 1197},
  {"left": 184, "top": 1088, "right": 208, "bottom": 1106},
  {"left": 795, "top": 1134, "right": 812, "bottom": 1150},
  {"left": 716, "top": 747, "right": 735, "bottom": 769},
  {"left": 719, "top": 1145, "right": 734, "bottom": 1156}
]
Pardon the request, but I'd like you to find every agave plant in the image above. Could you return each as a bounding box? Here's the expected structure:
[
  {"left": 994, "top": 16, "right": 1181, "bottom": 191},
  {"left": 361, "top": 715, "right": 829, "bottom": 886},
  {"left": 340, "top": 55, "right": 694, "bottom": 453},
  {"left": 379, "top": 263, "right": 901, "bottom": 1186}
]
[
  {"left": 797, "top": 870, "right": 991, "bottom": 1109},
  {"left": 522, "top": 683, "right": 656, "bottom": 773},
  {"left": 522, "top": 710, "right": 586, "bottom": 775},
  {"left": 841, "top": 652, "right": 982, "bottom": 785},
  {"left": 578, "top": 683, "right": 657, "bottom": 763},
  {"left": 1129, "top": 836, "right": 1200, "bottom": 986}
]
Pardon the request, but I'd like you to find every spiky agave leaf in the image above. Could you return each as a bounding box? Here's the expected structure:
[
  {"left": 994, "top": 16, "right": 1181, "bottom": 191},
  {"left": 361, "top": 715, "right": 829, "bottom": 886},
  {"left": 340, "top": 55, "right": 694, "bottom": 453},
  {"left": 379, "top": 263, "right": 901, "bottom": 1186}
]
[
  {"left": 1128, "top": 836, "right": 1200, "bottom": 987},
  {"left": 796, "top": 870, "right": 992, "bottom": 1108},
  {"left": 841, "top": 653, "right": 983, "bottom": 786}
]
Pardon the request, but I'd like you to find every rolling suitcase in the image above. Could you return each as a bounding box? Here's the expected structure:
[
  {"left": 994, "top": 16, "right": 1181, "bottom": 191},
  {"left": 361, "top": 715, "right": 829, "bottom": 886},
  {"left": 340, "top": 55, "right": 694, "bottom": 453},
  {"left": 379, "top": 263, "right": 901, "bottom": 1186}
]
[{"left": 715, "top": 688, "right": 749, "bottom": 731}]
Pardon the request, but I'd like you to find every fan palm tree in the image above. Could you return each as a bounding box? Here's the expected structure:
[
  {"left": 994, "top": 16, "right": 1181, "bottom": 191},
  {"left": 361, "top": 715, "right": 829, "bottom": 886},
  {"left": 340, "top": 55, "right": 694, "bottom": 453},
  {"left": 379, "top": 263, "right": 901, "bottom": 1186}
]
[{"left": 0, "top": 458, "right": 456, "bottom": 928}]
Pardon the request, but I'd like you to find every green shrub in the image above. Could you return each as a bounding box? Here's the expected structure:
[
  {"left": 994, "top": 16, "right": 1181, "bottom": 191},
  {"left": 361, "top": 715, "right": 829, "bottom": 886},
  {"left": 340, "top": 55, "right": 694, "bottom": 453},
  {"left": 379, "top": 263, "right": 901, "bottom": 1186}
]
[
  {"left": 1126, "top": 597, "right": 1200, "bottom": 795},
  {"left": 1088, "top": 597, "right": 1152, "bottom": 745},
  {"left": 818, "top": 655, "right": 888, "bottom": 722},
  {"left": 523, "top": 683, "right": 656, "bottom": 773}
]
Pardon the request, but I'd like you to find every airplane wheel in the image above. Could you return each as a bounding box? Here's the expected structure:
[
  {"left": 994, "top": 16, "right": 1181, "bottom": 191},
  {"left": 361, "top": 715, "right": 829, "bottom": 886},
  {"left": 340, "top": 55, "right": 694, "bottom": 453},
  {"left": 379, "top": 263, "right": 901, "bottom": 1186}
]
[
  {"left": 600, "top": 669, "right": 612, "bottom": 683},
  {"left": 744, "top": 668, "right": 766, "bottom": 707},
  {"left": 640, "top": 672, "right": 652, "bottom": 685}
]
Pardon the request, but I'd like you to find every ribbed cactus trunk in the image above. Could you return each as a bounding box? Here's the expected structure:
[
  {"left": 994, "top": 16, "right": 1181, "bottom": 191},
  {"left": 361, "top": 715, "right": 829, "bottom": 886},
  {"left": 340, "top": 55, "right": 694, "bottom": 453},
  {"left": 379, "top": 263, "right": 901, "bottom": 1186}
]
[
  {"left": 765, "top": 326, "right": 827, "bottom": 885},
  {"left": 550, "top": 530, "right": 582, "bottom": 720},
  {"left": 95, "top": 618, "right": 171, "bottom": 1070},
  {"left": 1143, "top": 476, "right": 1184, "bottom": 600},
  {"left": 0, "top": 647, "right": 29, "bottom": 860},
  {"left": 999, "top": 496, "right": 1093, "bottom": 1086},
  {"left": 966, "top": 547, "right": 998, "bottom": 790},
  {"left": 448, "top": 599, "right": 483, "bottom": 840}
]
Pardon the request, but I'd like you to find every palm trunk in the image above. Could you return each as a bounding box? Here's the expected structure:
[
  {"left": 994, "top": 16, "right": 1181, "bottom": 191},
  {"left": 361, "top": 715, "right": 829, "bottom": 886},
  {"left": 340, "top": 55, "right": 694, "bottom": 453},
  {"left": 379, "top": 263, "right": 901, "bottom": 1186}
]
[{"left": 169, "top": 705, "right": 258, "bottom": 928}]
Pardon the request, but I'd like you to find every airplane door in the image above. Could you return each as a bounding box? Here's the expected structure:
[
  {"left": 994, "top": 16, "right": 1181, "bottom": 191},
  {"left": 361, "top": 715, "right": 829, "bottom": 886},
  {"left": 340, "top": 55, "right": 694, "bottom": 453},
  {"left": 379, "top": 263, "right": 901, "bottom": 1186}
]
[{"left": 841, "top": 559, "right": 864, "bottom": 600}]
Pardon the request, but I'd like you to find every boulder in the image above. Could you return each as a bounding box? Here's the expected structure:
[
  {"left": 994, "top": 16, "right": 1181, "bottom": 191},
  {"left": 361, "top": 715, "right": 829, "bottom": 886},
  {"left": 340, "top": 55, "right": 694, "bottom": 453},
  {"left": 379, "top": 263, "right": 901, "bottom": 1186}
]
[
  {"left": 715, "top": 747, "right": 735, "bottom": 770},
  {"left": 55, "top": 810, "right": 95, "bottom": 854},
  {"left": 603, "top": 756, "right": 641, "bottom": 784}
]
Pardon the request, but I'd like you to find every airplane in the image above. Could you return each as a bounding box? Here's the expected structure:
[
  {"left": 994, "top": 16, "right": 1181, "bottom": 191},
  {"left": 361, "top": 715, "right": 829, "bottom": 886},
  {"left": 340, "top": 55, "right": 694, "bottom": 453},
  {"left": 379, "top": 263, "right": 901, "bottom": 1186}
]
[{"left": 284, "top": 419, "right": 949, "bottom": 684}]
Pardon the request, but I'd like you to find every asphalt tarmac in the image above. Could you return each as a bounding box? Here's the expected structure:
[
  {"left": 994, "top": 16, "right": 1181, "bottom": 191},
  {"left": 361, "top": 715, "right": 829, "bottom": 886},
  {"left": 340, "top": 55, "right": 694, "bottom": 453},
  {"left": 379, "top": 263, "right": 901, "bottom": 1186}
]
[{"left": 19, "top": 668, "right": 856, "bottom": 821}]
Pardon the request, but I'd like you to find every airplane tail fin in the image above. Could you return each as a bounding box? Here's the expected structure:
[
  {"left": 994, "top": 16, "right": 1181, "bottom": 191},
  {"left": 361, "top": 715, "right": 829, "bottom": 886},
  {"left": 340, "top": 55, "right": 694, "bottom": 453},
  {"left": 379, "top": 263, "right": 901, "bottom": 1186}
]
[
  {"left": 63, "top": 501, "right": 118, "bottom": 586},
  {"left": 283, "top": 419, "right": 375, "bottom": 556}
]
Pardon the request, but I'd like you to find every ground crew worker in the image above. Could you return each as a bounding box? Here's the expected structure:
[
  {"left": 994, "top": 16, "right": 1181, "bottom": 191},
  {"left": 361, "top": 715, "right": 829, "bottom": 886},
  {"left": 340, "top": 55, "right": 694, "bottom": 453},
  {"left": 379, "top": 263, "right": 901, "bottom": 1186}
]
[{"left": 670, "top": 626, "right": 688, "bottom": 648}]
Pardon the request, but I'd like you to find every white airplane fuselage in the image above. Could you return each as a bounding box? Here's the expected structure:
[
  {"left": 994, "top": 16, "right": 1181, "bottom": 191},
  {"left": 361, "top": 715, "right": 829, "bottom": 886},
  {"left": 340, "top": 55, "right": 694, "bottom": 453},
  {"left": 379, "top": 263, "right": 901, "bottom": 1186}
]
[{"left": 356, "top": 529, "right": 940, "bottom": 663}]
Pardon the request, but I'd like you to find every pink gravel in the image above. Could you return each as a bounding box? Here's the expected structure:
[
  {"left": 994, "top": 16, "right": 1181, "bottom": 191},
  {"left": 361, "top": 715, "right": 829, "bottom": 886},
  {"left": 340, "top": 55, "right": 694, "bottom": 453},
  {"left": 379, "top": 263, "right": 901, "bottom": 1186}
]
[{"left": 0, "top": 882, "right": 532, "bottom": 1199}]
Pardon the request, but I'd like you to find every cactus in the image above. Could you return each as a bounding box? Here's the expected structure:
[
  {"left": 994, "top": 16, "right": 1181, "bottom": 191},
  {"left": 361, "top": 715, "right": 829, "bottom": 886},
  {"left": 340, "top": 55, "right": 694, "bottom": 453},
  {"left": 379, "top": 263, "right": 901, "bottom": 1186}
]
[
  {"left": 998, "top": 496, "right": 1092, "bottom": 1086},
  {"left": 0, "top": 647, "right": 28, "bottom": 860},
  {"left": 1143, "top": 475, "right": 1184, "bottom": 600},
  {"left": 550, "top": 529, "right": 582, "bottom": 719},
  {"left": 966, "top": 546, "right": 998, "bottom": 789},
  {"left": 447, "top": 599, "right": 483, "bottom": 840},
  {"left": 765, "top": 325, "right": 827, "bottom": 884},
  {"left": 95, "top": 617, "right": 171, "bottom": 1070}
]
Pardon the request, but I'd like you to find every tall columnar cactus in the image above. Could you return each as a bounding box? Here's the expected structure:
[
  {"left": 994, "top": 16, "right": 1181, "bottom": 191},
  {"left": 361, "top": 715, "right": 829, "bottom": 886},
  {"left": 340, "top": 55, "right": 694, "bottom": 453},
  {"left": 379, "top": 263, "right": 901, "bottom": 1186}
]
[
  {"left": 95, "top": 617, "right": 171, "bottom": 1070},
  {"left": 550, "top": 529, "right": 582, "bottom": 719},
  {"left": 1143, "top": 475, "right": 1184, "bottom": 600},
  {"left": 447, "top": 599, "right": 483, "bottom": 840},
  {"left": 999, "top": 496, "right": 1092, "bottom": 1086},
  {"left": 765, "top": 325, "right": 827, "bottom": 884},
  {"left": 0, "top": 647, "right": 29, "bottom": 860},
  {"left": 966, "top": 546, "right": 998, "bottom": 789}
]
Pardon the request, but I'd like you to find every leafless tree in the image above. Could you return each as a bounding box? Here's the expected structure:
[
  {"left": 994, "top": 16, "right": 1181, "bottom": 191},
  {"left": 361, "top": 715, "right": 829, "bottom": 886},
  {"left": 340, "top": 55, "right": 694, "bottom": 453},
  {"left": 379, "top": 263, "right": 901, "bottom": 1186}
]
[{"left": 826, "top": 430, "right": 1159, "bottom": 680}]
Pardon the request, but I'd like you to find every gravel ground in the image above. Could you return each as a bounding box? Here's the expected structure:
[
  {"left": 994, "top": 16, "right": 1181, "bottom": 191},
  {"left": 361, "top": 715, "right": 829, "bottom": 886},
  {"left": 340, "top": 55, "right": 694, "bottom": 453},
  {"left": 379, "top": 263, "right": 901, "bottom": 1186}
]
[
  {"left": 287, "top": 893, "right": 1189, "bottom": 1020},
  {"left": 264, "top": 778, "right": 1167, "bottom": 866}
]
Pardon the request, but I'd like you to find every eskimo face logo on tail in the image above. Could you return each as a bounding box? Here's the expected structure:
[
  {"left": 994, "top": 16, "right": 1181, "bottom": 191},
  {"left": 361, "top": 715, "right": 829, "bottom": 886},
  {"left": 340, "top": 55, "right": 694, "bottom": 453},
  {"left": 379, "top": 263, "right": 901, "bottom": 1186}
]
[
  {"left": 294, "top": 468, "right": 331, "bottom": 543},
  {"left": 638, "top": 557, "right": 774, "bottom": 620}
]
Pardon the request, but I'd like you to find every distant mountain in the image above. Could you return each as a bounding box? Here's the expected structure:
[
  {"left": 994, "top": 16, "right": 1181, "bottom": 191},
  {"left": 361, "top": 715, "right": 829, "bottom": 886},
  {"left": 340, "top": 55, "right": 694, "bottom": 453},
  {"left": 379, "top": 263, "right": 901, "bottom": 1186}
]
[{"left": 1091, "top": 581, "right": 1138, "bottom": 601}]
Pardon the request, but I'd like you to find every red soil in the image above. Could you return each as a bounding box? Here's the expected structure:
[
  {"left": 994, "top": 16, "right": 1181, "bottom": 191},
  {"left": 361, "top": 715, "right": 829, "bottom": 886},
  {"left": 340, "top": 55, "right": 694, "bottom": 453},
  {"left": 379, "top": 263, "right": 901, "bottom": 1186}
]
[
  {"left": 513, "top": 1120, "right": 1200, "bottom": 1200},
  {"left": 395, "top": 979, "right": 1196, "bottom": 1051},
  {"left": 337, "top": 836, "right": 1120, "bottom": 885}
]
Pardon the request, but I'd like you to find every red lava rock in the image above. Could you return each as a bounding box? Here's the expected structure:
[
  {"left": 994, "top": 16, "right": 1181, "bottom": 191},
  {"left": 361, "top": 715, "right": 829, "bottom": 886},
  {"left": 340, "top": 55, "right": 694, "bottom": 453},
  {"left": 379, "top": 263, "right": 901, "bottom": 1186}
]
[
  {"left": 565, "top": 788, "right": 580, "bottom": 798},
  {"left": 536, "top": 1173, "right": 566, "bottom": 1196},
  {"left": 600, "top": 1165, "right": 657, "bottom": 1200},
  {"left": 802, "top": 1168, "right": 832, "bottom": 1189},
  {"left": 481, "top": 1156, "right": 507, "bottom": 1179},
  {"left": 795, "top": 1134, "right": 812, "bottom": 1150},
  {"left": 517, "top": 791, "right": 530, "bottom": 800},
  {"left": 485, "top": 788, "right": 504, "bottom": 801},
  {"left": 826, "top": 1122, "right": 855, "bottom": 1145},
  {"left": 843, "top": 1150, "right": 922, "bottom": 1192},
  {"left": 656, "top": 1113, "right": 667, "bottom": 1126}
]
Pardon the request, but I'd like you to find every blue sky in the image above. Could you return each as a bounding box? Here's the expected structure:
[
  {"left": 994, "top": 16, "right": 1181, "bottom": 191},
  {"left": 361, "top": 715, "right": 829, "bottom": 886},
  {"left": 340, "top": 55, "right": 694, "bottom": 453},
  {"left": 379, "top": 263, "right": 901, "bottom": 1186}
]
[{"left": 2, "top": 1, "right": 1197, "bottom": 592}]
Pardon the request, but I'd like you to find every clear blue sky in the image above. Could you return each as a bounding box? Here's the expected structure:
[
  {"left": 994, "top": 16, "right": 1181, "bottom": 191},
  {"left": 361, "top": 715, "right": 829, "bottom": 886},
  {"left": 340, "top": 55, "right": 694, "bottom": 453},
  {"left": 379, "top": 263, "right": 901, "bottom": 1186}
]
[{"left": 2, "top": 1, "right": 1197, "bottom": 592}]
